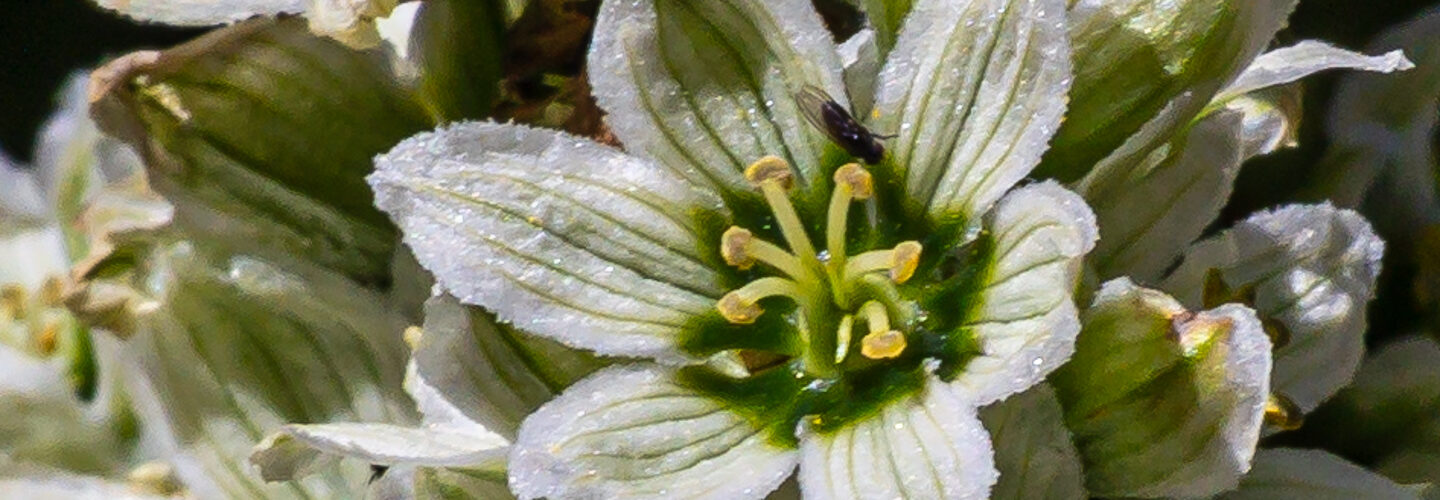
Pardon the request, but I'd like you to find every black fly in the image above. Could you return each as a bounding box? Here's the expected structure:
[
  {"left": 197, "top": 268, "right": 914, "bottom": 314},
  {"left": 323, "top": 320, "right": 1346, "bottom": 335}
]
[{"left": 795, "top": 85, "right": 890, "bottom": 165}]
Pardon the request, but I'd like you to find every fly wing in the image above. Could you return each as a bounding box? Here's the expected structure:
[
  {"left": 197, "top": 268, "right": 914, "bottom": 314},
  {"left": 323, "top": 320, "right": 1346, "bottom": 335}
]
[{"left": 794, "top": 85, "right": 835, "bottom": 134}]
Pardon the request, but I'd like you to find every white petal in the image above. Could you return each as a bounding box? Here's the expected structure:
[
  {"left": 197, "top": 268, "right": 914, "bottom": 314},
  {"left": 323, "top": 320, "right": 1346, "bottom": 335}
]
[
  {"left": 0, "top": 154, "right": 48, "bottom": 226},
  {"left": 1219, "top": 449, "right": 1422, "bottom": 500},
  {"left": 798, "top": 381, "right": 997, "bottom": 500},
  {"left": 250, "top": 423, "right": 507, "bottom": 482},
  {"left": 872, "top": 0, "right": 1072, "bottom": 222},
  {"left": 109, "top": 241, "right": 414, "bottom": 499},
  {"left": 412, "top": 292, "right": 602, "bottom": 439},
  {"left": 0, "top": 475, "right": 170, "bottom": 500},
  {"left": 839, "top": 29, "right": 881, "bottom": 118},
  {"left": 370, "top": 122, "right": 727, "bottom": 363},
  {"left": 1052, "top": 279, "right": 1272, "bottom": 497},
  {"left": 952, "top": 181, "right": 1096, "bottom": 405},
  {"left": 89, "top": 0, "right": 306, "bottom": 26},
  {"left": 1219, "top": 41, "right": 1414, "bottom": 103},
  {"left": 0, "top": 225, "right": 68, "bottom": 291},
  {"left": 1163, "top": 204, "right": 1384, "bottom": 412},
  {"left": 1087, "top": 109, "right": 1245, "bottom": 282},
  {"left": 509, "top": 364, "right": 797, "bottom": 500},
  {"left": 978, "top": 384, "right": 1085, "bottom": 499},
  {"left": 1047, "top": 0, "right": 1297, "bottom": 182},
  {"left": 587, "top": 0, "right": 846, "bottom": 194}
]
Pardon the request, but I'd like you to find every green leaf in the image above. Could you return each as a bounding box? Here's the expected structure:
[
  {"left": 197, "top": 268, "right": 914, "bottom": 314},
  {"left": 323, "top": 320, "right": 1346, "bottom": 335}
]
[
  {"left": 411, "top": 0, "right": 507, "bottom": 122},
  {"left": 1036, "top": 0, "right": 1297, "bottom": 182},
  {"left": 1050, "top": 278, "right": 1272, "bottom": 497},
  {"left": 91, "top": 17, "right": 432, "bottom": 284}
]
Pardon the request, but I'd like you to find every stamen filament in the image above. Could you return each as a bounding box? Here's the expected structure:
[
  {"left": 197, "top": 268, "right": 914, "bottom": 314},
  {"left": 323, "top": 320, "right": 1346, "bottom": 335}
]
[
  {"left": 748, "top": 239, "right": 808, "bottom": 279},
  {"left": 716, "top": 277, "right": 801, "bottom": 324},
  {"left": 859, "top": 300, "right": 890, "bottom": 334},
  {"left": 834, "top": 314, "right": 854, "bottom": 363},
  {"left": 759, "top": 180, "right": 818, "bottom": 262},
  {"left": 842, "top": 241, "right": 922, "bottom": 284}
]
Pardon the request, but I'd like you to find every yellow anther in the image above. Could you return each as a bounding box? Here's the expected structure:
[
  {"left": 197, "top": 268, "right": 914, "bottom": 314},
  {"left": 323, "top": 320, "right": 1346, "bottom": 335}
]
[
  {"left": 35, "top": 319, "right": 60, "bottom": 355},
  {"left": 403, "top": 326, "right": 424, "bottom": 351},
  {"left": 717, "top": 292, "right": 765, "bottom": 324},
  {"left": 889, "top": 241, "right": 922, "bottom": 284},
  {"left": 721, "top": 227, "right": 756, "bottom": 270},
  {"left": 833, "top": 164, "right": 873, "bottom": 200},
  {"left": 1263, "top": 393, "right": 1304, "bottom": 431},
  {"left": 1, "top": 285, "right": 25, "bottom": 318},
  {"left": 38, "top": 276, "right": 65, "bottom": 306},
  {"left": 744, "top": 155, "right": 794, "bottom": 189},
  {"left": 127, "top": 461, "right": 185, "bottom": 496},
  {"left": 861, "top": 330, "right": 907, "bottom": 359},
  {"left": 716, "top": 277, "right": 801, "bottom": 324}
]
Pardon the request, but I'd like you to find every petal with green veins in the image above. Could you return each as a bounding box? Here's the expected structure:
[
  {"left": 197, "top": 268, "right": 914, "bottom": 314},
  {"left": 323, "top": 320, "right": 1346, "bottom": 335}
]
[
  {"left": 870, "top": 0, "right": 1071, "bottom": 223},
  {"left": 90, "top": 18, "right": 431, "bottom": 284},
  {"left": 1051, "top": 278, "right": 1271, "bottom": 498},
  {"left": 413, "top": 292, "right": 603, "bottom": 439},
  {"left": 1216, "top": 41, "right": 1413, "bottom": 104},
  {"left": 978, "top": 384, "right": 1085, "bottom": 500},
  {"left": 1086, "top": 109, "right": 1245, "bottom": 283},
  {"left": 371, "top": 122, "right": 728, "bottom": 363},
  {"left": 952, "top": 181, "right": 1096, "bottom": 405},
  {"left": 1162, "top": 204, "right": 1384, "bottom": 413},
  {"left": 797, "top": 380, "right": 996, "bottom": 499},
  {"left": 509, "top": 364, "right": 797, "bottom": 500},
  {"left": 587, "top": 0, "right": 846, "bottom": 195},
  {"left": 250, "top": 423, "right": 507, "bottom": 482},
  {"left": 1037, "top": 0, "right": 1297, "bottom": 182},
  {"left": 0, "top": 475, "right": 173, "bottom": 500},
  {"left": 838, "top": 29, "right": 881, "bottom": 119},
  {"left": 99, "top": 239, "right": 415, "bottom": 499},
  {"left": 1219, "top": 449, "right": 1425, "bottom": 500},
  {"left": 411, "top": 461, "right": 516, "bottom": 500}
]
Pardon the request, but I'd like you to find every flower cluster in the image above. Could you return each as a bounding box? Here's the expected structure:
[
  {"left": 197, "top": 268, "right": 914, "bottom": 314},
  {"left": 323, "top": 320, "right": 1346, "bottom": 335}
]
[{"left": 3, "top": 0, "right": 1436, "bottom": 498}]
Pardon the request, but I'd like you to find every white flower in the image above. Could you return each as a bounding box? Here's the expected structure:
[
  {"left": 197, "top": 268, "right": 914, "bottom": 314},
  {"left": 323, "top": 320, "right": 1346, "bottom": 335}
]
[{"left": 356, "top": 0, "right": 1098, "bottom": 497}]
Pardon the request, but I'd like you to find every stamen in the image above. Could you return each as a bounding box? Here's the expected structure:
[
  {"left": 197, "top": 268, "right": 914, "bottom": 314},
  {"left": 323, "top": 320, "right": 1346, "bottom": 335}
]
[
  {"left": 744, "top": 155, "right": 794, "bottom": 189},
  {"left": 826, "top": 164, "right": 873, "bottom": 268},
  {"left": 720, "top": 227, "right": 806, "bottom": 278},
  {"left": 1263, "top": 393, "right": 1304, "bottom": 431},
  {"left": 716, "top": 277, "right": 801, "bottom": 324},
  {"left": 36, "top": 319, "right": 60, "bottom": 355},
  {"left": 861, "top": 330, "right": 907, "bottom": 360},
  {"left": 2, "top": 285, "right": 25, "bottom": 319},
  {"left": 834, "top": 314, "right": 855, "bottom": 363},
  {"left": 843, "top": 241, "right": 923, "bottom": 284},
  {"left": 858, "top": 300, "right": 906, "bottom": 360},
  {"left": 38, "top": 276, "right": 64, "bottom": 307},
  {"left": 745, "top": 157, "right": 818, "bottom": 263}
]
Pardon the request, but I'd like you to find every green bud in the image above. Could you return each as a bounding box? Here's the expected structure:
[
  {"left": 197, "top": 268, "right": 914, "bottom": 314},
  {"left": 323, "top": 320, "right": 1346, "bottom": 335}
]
[
  {"left": 1050, "top": 278, "right": 1273, "bottom": 497},
  {"left": 90, "top": 17, "right": 432, "bottom": 284}
]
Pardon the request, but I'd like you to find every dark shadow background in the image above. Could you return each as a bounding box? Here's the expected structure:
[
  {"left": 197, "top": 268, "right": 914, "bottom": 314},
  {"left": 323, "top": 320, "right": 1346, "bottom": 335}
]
[
  {"left": 0, "top": 0, "right": 201, "bottom": 162},
  {"left": 3, "top": 0, "right": 1435, "bottom": 167}
]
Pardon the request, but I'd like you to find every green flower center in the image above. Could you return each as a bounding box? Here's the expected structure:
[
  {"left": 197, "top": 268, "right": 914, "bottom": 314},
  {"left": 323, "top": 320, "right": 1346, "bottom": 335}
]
[{"left": 715, "top": 156, "right": 923, "bottom": 379}]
